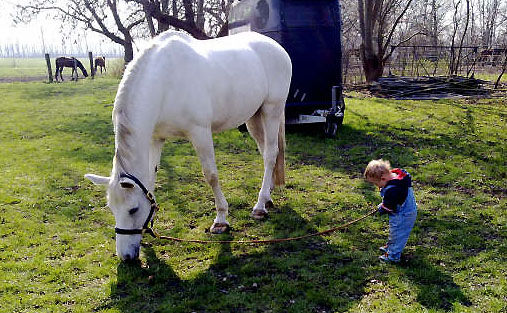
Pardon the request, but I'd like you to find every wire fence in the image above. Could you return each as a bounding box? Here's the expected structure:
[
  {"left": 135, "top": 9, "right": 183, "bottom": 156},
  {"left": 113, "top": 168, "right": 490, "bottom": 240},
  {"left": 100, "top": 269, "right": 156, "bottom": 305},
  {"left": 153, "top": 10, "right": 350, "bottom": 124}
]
[{"left": 343, "top": 45, "right": 507, "bottom": 86}]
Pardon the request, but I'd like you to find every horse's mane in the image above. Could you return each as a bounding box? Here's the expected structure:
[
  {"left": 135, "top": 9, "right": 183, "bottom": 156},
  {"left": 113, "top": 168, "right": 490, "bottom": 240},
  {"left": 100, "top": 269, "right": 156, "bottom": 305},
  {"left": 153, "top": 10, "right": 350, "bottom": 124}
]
[{"left": 113, "top": 31, "right": 193, "bottom": 175}]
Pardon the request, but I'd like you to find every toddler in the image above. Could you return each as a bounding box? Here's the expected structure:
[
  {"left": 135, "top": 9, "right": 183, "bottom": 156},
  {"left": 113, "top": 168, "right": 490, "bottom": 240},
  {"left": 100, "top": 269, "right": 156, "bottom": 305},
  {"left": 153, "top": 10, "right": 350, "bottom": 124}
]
[{"left": 364, "top": 159, "right": 417, "bottom": 263}]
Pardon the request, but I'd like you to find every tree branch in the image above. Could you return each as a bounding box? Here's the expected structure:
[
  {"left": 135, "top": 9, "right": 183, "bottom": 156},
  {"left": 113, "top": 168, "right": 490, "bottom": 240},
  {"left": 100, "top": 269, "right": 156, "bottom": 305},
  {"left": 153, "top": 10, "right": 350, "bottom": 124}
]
[{"left": 382, "top": 0, "right": 414, "bottom": 56}]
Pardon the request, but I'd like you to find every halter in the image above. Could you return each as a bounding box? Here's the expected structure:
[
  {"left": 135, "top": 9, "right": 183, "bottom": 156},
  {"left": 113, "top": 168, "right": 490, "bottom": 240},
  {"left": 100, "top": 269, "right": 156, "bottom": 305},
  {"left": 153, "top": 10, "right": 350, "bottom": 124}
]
[{"left": 114, "top": 172, "right": 160, "bottom": 238}]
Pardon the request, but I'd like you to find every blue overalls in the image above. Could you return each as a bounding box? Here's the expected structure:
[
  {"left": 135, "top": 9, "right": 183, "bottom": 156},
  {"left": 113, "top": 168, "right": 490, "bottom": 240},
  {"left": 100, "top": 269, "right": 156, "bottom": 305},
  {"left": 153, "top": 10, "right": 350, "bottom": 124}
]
[{"left": 380, "top": 185, "right": 417, "bottom": 262}]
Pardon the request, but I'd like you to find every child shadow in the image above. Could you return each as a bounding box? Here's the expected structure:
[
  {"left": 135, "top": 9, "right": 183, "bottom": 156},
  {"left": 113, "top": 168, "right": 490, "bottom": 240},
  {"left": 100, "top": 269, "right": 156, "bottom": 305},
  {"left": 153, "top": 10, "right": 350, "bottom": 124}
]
[{"left": 399, "top": 254, "right": 472, "bottom": 311}]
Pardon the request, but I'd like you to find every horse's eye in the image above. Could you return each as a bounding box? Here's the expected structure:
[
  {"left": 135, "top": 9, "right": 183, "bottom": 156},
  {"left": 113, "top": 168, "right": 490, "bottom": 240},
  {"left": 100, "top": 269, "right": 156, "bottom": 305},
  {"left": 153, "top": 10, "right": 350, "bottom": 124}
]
[{"left": 129, "top": 207, "right": 139, "bottom": 215}]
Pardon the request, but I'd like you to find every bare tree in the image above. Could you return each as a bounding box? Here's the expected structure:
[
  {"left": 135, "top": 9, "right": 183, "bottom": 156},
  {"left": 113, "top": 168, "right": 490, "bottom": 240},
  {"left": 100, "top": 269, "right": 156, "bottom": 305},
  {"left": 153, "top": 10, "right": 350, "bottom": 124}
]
[
  {"left": 448, "top": 0, "right": 471, "bottom": 75},
  {"left": 494, "top": 50, "right": 507, "bottom": 88},
  {"left": 477, "top": 0, "right": 501, "bottom": 48},
  {"left": 357, "top": 0, "right": 415, "bottom": 82},
  {"left": 15, "top": 0, "right": 146, "bottom": 63},
  {"left": 130, "top": 0, "right": 233, "bottom": 38},
  {"left": 455, "top": 0, "right": 471, "bottom": 74},
  {"left": 411, "top": 0, "right": 449, "bottom": 46}
]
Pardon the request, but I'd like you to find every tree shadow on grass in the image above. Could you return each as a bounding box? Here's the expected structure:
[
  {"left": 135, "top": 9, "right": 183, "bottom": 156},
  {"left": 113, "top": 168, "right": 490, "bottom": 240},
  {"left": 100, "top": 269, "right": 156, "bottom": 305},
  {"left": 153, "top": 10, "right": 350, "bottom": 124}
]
[
  {"left": 286, "top": 123, "right": 418, "bottom": 179},
  {"left": 286, "top": 103, "right": 505, "bottom": 188}
]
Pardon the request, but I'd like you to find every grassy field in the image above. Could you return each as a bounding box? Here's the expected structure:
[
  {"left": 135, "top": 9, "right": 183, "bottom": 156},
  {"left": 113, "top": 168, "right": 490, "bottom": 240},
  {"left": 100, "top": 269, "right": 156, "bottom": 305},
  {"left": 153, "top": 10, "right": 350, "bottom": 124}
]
[
  {"left": 0, "top": 58, "right": 50, "bottom": 78},
  {"left": 0, "top": 57, "right": 124, "bottom": 81},
  {"left": 0, "top": 77, "right": 505, "bottom": 313}
]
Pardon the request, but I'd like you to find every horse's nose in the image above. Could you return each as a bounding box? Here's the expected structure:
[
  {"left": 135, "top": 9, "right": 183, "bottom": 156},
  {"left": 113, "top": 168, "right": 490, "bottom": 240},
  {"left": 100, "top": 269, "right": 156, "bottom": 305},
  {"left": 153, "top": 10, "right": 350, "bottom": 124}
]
[
  {"left": 121, "top": 252, "right": 139, "bottom": 262},
  {"left": 119, "top": 247, "right": 140, "bottom": 261}
]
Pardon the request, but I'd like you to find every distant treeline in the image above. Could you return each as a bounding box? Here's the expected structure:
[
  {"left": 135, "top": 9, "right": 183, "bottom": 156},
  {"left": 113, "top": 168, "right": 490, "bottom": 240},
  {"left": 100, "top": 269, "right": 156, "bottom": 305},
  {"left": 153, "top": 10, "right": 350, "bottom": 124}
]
[{"left": 0, "top": 43, "right": 123, "bottom": 58}]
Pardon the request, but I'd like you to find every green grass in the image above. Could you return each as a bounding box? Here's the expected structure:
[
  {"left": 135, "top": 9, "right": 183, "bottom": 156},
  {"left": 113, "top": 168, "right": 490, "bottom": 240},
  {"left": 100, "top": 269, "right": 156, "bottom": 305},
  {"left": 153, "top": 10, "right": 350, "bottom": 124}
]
[
  {"left": 474, "top": 72, "right": 507, "bottom": 83},
  {"left": 0, "top": 58, "right": 124, "bottom": 80},
  {"left": 0, "top": 58, "right": 50, "bottom": 78},
  {"left": 0, "top": 78, "right": 505, "bottom": 312}
]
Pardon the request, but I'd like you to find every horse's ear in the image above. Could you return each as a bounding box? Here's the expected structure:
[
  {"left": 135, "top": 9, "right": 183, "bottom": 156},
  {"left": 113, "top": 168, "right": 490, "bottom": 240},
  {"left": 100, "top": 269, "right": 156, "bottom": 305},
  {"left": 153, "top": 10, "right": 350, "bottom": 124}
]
[
  {"left": 119, "top": 177, "right": 135, "bottom": 189},
  {"left": 84, "top": 174, "right": 110, "bottom": 186}
]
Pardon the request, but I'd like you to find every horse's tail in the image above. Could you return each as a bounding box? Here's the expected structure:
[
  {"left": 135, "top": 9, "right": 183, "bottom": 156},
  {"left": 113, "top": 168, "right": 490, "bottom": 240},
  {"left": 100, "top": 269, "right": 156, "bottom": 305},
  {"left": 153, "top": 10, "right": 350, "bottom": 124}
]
[{"left": 273, "top": 112, "right": 285, "bottom": 187}]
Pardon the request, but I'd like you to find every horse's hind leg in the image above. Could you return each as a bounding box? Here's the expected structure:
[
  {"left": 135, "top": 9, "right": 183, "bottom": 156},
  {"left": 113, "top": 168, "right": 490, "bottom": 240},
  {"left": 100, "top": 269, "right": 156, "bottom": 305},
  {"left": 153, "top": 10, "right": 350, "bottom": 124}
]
[
  {"left": 250, "top": 103, "right": 284, "bottom": 219},
  {"left": 190, "top": 128, "right": 230, "bottom": 233},
  {"left": 246, "top": 110, "right": 275, "bottom": 215}
]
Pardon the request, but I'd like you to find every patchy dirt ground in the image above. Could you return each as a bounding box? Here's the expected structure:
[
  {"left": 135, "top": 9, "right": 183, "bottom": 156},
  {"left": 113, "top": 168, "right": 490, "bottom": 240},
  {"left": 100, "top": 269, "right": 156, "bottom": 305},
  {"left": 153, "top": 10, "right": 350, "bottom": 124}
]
[
  {"left": 0, "top": 76, "right": 48, "bottom": 83},
  {"left": 0, "top": 75, "right": 90, "bottom": 83}
]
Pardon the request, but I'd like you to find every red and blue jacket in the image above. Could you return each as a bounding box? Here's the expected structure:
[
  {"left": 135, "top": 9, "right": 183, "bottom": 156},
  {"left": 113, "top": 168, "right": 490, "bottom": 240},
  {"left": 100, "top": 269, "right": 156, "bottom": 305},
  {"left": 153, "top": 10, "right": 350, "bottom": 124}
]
[{"left": 378, "top": 168, "right": 416, "bottom": 215}]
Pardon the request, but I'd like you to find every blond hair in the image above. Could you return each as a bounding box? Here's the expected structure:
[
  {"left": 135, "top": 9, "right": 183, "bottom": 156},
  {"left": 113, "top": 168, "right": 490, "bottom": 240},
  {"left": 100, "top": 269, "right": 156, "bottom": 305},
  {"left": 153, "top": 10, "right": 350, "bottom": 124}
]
[{"left": 364, "top": 159, "right": 391, "bottom": 181}]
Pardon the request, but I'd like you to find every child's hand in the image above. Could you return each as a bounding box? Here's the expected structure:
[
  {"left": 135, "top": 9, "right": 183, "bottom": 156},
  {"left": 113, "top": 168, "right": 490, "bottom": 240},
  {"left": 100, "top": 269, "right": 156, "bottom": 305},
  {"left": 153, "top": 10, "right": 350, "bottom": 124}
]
[{"left": 377, "top": 203, "right": 392, "bottom": 215}]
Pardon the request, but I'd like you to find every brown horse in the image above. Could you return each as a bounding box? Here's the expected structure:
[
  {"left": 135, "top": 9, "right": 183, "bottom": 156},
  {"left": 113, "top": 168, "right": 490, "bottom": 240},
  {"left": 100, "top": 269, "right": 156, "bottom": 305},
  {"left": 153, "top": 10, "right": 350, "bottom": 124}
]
[
  {"left": 55, "top": 57, "right": 88, "bottom": 81},
  {"left": 94, "top": 56, "right": 106, "bottom": 74}
]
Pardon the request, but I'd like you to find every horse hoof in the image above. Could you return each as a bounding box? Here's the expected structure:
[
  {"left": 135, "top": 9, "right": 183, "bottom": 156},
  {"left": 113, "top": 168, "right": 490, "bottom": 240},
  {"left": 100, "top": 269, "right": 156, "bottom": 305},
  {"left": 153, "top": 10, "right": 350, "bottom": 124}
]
[
  {"left": 210, "top": 223, "right": 230, "bottom": 234},
  {"left": 252, "top": 209, "right": 268, "bottom": 220},
  {"left": 265, "top": 200, "right": 274, "bottom": 209}
]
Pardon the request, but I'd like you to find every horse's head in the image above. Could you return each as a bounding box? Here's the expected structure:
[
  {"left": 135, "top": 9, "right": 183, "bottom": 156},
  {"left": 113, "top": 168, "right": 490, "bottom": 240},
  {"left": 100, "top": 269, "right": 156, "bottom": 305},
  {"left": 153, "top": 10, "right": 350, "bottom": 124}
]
[
  {"left": 74, "top": 59, "right": 89, "bottom": 77},
  {"left": 85, "top": 173, "right": 156, "bottom": 261}
]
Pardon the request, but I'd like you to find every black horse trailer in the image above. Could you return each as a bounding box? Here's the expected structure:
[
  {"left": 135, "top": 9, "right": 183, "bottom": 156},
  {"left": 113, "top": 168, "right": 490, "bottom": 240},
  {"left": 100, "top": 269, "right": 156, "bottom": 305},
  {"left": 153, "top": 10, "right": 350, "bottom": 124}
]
[{"left": 229, "top": 0, "right": 345, "bottom": 137}]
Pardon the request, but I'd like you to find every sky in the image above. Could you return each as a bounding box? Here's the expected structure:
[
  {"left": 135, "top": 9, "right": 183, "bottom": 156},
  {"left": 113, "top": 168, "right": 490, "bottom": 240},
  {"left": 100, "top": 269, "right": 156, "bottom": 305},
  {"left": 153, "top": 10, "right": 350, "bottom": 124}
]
[
  {"left": 0, "top": 2, "right": 57, "bottom": 46},
  {"left": 0, "top": 1, "right": 120, "bottom": 56}
]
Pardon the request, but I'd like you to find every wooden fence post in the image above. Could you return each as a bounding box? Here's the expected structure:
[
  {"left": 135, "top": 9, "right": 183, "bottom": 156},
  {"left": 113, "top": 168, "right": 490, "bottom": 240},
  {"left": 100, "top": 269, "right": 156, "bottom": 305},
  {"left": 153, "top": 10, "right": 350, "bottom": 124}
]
[
  {"left": 89, "top": 51, "right": 95, "bottom": 79},
  {"left": 45, "top": 53, "right": 53, "bottom": 83}
]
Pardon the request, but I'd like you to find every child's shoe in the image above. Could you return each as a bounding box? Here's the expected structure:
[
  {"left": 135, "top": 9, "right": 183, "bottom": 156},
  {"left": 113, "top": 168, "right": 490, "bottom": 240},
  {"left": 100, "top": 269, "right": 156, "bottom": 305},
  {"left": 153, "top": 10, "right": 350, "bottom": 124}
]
[
  {"left": 379, "top": 245, "right": 388, "bottom": 253},
  {"left": 379, "top": 253, "right": 400, "bottom": 263}
]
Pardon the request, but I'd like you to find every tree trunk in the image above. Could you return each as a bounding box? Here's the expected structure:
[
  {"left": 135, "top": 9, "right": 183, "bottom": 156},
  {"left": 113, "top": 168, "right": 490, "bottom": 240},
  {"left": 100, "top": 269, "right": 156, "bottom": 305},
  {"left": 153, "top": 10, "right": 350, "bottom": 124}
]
[
  {"left": 124, "top": 41, "right": 134, "bottom": 64},
  {"left": 360, "top": 44, "right": 384, "bottom": 82},
  {"left": 494, "top": 53, "right": 507, "bottom": 89},
  {"left": 357, "top": 0, "right": 383, "bottom": 83},
  {"left": 431, "top": 0, "right": 439, "bottom": 46},
  {"left": 357, "top": 0, "right": 413, "bottom": 83},
  {"left": 454, "top": 0, "right": 470, "bottom": 75}
]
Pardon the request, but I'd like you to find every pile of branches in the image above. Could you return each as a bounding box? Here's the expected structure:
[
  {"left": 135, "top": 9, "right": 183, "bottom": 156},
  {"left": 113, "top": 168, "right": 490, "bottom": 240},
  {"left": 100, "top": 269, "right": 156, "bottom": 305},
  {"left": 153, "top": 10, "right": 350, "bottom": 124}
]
[{"left": 370, "top": 76, "right": 492, "bottom": 99}]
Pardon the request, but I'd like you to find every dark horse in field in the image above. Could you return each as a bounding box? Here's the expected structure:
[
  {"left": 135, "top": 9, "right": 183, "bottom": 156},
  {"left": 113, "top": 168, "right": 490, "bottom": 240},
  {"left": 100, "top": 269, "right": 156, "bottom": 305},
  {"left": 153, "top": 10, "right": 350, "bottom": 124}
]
[
  {"left": 94, "top": 56, "right": 106, "bottom": 74},
  {"left": 55, "top": 57, "right": 88, "bottom": 81}
]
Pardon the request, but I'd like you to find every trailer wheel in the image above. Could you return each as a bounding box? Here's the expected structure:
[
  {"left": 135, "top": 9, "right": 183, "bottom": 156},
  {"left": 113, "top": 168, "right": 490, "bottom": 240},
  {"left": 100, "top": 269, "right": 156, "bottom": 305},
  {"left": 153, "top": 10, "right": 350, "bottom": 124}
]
[
  {"left": 324, "top": 121, "right": 338, "bottom": 138},
  {"left": 324, "top": 115, "right": 343, "bottom": 138}
]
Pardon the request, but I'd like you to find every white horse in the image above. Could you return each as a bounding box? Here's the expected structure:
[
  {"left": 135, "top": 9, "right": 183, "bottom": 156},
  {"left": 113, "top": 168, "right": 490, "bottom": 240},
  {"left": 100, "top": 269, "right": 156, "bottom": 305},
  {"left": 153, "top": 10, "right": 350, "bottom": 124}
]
[{"left": 85, "top": 31, "right": 292, "bottom": 261}]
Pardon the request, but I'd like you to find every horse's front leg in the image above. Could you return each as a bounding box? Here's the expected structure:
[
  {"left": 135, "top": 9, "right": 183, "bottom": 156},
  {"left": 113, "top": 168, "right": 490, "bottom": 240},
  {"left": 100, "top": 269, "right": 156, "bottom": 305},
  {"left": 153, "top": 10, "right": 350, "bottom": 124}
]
[{"left": 190, "top": 128, "right": 229, "bottom": 233}]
